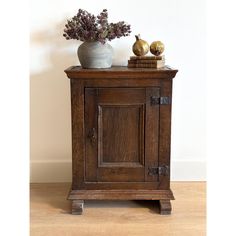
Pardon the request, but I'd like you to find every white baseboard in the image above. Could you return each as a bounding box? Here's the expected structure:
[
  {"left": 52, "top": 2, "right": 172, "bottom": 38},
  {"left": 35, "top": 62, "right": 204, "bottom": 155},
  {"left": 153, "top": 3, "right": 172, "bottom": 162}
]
[
  {"left": 170, "top": 160, "right": 206, "bottom": 181},
  {"left": 30, "top": 160, "right": 206, "bottom": 183},
  {"left": 30, "top": 160, "right": 72, "bottom": 183}
]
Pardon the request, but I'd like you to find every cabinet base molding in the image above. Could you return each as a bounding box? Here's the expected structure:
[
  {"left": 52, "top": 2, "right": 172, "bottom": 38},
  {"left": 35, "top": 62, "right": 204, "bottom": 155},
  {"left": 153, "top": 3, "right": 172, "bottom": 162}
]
[
  {"left": 68, "top": 189, "right": 174, "bottom": 200},
  {"left": 68, "top": 189, "right": 174, "bottom": 215}
]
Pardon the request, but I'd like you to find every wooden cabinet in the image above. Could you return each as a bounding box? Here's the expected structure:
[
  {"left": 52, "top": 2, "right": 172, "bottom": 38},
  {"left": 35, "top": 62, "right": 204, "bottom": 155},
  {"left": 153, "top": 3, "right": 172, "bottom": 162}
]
[{"left": 65, "top": 66, "right": 178, "bottom": 215}]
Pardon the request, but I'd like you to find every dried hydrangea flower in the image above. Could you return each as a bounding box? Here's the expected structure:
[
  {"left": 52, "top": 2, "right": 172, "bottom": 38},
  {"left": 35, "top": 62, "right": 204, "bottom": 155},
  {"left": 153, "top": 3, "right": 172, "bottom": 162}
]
[{"left": 63, "top": 9, "right": 131, "bottom": 44}]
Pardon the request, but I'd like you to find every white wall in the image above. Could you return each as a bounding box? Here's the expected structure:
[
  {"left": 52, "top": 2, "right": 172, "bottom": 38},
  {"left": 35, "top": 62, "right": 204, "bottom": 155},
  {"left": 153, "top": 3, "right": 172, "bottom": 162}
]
[{"left": 30, "top": 0, "right": 206, "bottom": 182}]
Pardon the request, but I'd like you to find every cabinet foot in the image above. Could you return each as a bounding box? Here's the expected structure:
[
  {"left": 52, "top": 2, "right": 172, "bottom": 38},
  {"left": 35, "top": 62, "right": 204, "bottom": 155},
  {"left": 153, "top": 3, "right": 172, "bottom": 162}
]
[
  {"left": 159, "top": 200, "right": 172, "bottom": 215},
  {"left": 72, "top": 200, "right": 84, "bottom": 215}
]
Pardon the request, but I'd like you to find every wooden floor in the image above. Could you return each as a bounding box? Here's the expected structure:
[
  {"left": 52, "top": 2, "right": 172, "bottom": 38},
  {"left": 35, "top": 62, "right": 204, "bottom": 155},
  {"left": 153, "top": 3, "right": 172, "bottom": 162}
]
[{"left": 30, "top": 182, "right": 206, "bottom": 236}]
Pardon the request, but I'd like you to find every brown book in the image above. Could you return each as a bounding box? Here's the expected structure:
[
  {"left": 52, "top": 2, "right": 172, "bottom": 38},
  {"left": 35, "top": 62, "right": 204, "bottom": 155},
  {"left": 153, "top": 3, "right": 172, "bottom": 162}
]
[
  {"left": 128, "top": 62, "right": 165, "bottom": 69},
  {"left": 128, "top": 59, "right": 165, "bottom": 68},
  {"left": 128, "top": 59, "right": 165, "bottom": 64},
  {"left": 130, "top": 55, "right": 165, "bottom": 60},
  {"left": 128, "top": 65, "right": 165, "bottom": 68}
]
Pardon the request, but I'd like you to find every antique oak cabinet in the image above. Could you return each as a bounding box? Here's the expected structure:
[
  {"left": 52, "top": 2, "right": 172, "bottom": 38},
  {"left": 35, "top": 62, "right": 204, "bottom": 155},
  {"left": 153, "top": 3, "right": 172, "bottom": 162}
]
[{"left": 65, "top": 66, "right": 178, "bottom": 215}]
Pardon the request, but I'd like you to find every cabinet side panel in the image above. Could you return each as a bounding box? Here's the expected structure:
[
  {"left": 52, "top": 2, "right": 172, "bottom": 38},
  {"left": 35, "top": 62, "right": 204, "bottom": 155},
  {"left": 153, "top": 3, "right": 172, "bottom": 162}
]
[
  {"left": 158, "top": 79, "right": 172, "bottom": 189},
  {"left": 71, "top": 80, "right": 85, "bottom": 189}
]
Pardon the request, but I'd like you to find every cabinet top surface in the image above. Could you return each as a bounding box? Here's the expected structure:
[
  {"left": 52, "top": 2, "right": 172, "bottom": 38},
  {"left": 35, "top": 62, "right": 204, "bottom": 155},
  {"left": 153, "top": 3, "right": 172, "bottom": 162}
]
[{"left": 65, "top": 66, "right": 178, "bottom": 79}]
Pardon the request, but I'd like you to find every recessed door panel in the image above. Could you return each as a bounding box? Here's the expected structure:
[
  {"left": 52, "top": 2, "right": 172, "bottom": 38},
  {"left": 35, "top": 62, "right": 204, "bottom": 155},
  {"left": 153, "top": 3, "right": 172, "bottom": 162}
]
[{"left": 98, "top": 104, "right": 144, "bottom": 167}]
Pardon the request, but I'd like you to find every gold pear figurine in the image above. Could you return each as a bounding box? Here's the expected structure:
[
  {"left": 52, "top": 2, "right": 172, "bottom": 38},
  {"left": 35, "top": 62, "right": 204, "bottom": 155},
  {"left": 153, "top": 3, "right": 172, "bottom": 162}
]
[
  {"left": 150, "top": 41, "right": 165, "bottom": 56},
  {"left": 132, "top": 34, "right": 149, "bottom": 56}
]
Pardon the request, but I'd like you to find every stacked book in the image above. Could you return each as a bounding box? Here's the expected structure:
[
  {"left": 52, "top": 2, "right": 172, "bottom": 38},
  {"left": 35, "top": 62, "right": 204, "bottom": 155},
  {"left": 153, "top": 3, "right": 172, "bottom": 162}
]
[{"left": 128, "top": 55, "right": 165, "bottom": 68}]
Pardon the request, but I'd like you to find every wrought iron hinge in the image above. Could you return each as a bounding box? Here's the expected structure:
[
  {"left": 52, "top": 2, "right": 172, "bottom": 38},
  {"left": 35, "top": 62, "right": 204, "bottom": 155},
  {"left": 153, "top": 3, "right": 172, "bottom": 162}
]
[
  {"left": 148, "top": 165, "right": 170, "bottom": 176},
  {"left": 150, "top": 96, "right": 170, "bottom": 105}
]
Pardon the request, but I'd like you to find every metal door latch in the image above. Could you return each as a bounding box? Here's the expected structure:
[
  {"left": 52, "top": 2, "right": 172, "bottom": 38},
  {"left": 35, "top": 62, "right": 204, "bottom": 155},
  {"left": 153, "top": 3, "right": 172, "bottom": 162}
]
[
  {"left": 148, "top": 165, "right": 170, "bottom": 176},
  {"left": 150, "top": 96, "right": 170, "bottom": 105}
]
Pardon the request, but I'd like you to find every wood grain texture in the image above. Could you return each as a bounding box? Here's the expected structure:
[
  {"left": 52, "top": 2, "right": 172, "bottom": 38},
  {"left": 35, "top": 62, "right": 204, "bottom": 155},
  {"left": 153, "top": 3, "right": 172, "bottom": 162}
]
[
  {"left": 72, "top": 200, "right": 84, "bottom": 215},
  {"left": 145, "top": 87, "right": 160, "bottom": 182},
  {"left": 96, "top": 88, "right": 145, "bottom": 170},
  {"left": 78, "top": 182, "right": 161, "bottom": 190},
  {"left": 98, "top": 105, "right": 144, "bottom": 166},
  {"left": 66, "top": 66, "right": 178, "bottom": 213},
  {"left": 159, "top": 199, "right": 172, "bottom": 215},
  {"left": 84, "top": 88, "right": 98, "bottom": 182},
  {"left": 70, "top": 80, "right": 85, "bottom": 189},
  {"left": 83, "top": 78, "right": 168, "bottom": 88},
  {"left": 30, "top": 182, "right": 206, "bottom": 236},
  {"left": 85, "top": 88, "right": 147, "bottom": 183},
  {"left": 65, "top": 66, "right": 178, "bottom": 79},
  {"left": 68, "top": 189, "right": 174, "bottom": 200},
  {"left": 158, "top": 79, "right": 172, "bottom": 189}
]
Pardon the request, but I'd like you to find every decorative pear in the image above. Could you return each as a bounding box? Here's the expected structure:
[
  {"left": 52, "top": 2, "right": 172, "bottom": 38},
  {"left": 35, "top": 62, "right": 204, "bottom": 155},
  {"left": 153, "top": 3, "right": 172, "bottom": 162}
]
[
  {"left": 150, "top": 41, "right": 165, "bottom": 56},
  {"left": 132, "top": 34, "right": 149, "bottom": 56}
]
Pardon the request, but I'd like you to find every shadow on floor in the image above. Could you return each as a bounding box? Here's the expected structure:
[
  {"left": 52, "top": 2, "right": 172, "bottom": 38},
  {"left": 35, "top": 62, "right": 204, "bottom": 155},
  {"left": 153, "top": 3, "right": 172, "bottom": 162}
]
[
  {"left": 59, "top": 200, "right": 159, "bottom": 215},
  {"left": 84, "top": 200, "right": 159, "bottom": 214},
  {"left": 30, "top": 183, "right": 160, "bottom": 215}
]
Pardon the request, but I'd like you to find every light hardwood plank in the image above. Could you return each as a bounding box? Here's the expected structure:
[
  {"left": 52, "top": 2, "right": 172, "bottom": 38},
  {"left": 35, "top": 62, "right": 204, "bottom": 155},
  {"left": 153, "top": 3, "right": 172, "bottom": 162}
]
[{"left": 30, "top": 182, "right": 206, "bottom": 236}]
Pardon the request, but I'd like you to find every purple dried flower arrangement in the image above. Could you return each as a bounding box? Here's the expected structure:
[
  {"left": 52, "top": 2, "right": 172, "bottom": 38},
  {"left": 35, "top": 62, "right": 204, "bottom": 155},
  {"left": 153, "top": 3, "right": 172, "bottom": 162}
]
[{"left": 63, "top": 9, "right": 131, "bottom": 44}]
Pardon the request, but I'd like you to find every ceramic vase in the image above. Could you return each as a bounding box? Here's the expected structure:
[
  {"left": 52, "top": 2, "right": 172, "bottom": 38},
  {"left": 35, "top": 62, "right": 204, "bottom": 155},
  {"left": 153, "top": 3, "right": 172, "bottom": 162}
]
[{"left": 77, "top": 41, "right": 113, "bottom": 69}]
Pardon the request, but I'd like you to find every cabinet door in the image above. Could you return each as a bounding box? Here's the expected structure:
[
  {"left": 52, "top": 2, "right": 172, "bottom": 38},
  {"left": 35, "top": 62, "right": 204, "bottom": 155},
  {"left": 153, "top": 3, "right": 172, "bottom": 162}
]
[{"left": 85, "top": 88, "right": 160, "bottom": 182}]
